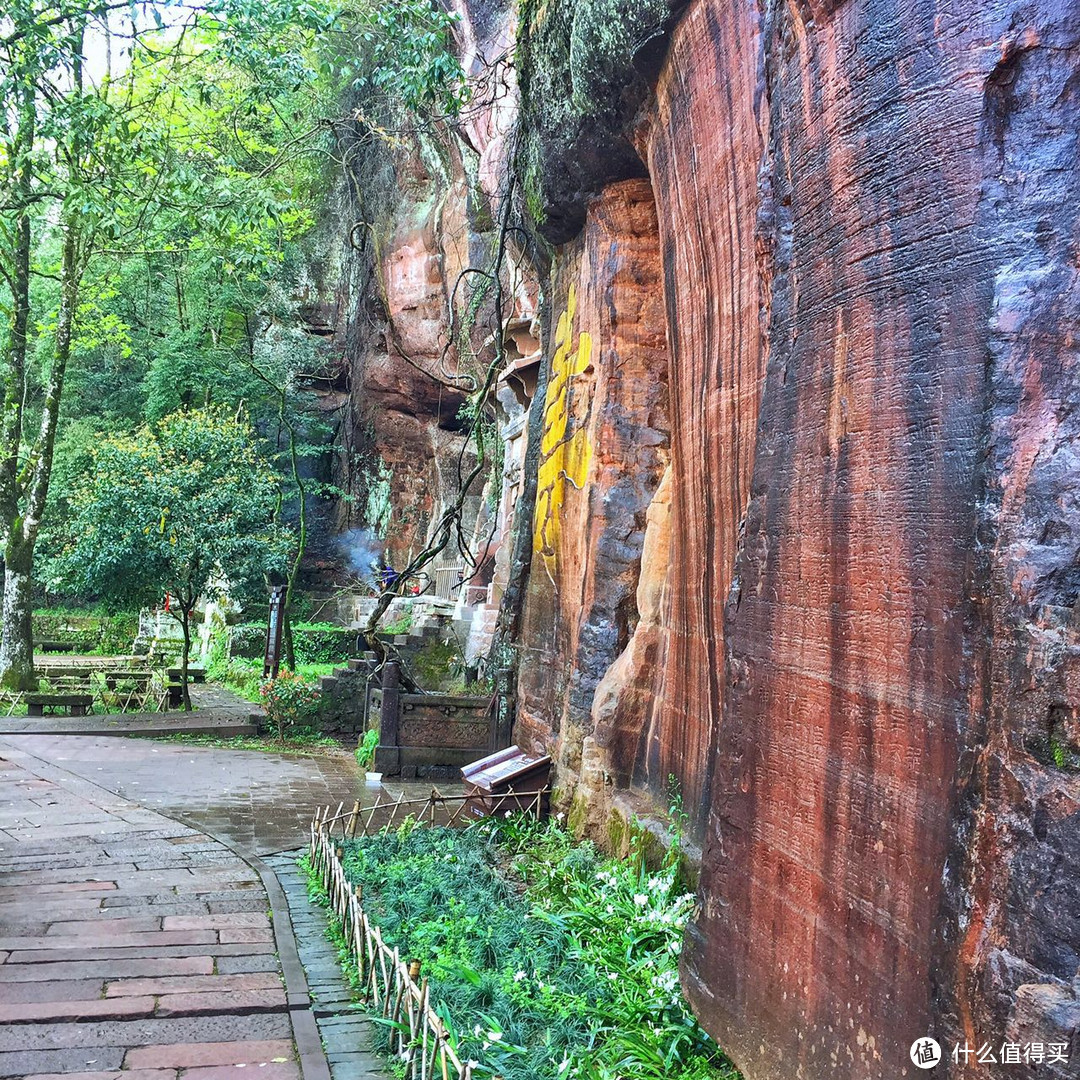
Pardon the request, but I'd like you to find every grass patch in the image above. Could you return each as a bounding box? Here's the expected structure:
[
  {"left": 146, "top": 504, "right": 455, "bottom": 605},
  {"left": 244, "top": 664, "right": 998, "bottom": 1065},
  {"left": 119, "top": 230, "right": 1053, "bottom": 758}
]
[
  {"left": 325, "top": 815, "right": 738, "bottom": 1080},
  {"left": 158, "top": 731, "right": 339, "bottom": 753},
  {"left": 208, "top": 656, "right": 337, "bottom": 704}
]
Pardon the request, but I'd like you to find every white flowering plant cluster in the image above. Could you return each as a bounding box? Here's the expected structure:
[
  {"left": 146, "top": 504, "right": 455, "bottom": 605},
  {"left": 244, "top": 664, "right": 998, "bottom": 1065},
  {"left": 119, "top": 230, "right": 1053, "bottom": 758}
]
[{"left": 337, "top": 811, "right": 738, "bottom": 1080}]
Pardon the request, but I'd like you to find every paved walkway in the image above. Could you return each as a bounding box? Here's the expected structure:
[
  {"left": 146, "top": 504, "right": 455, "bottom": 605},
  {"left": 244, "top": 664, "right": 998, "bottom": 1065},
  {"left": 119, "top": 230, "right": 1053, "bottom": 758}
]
[
  {"left": 0, "top": 735, "right": 416, "bottom": 1079},
  {"left": 0, "top": 746, "right": 298, "bottom": 1079},
  {"left": 0, "top": 685, "right": 258, "bottom": 738},
  {"left": 2, "top": 735, "right": 371, "bottom": 854}
]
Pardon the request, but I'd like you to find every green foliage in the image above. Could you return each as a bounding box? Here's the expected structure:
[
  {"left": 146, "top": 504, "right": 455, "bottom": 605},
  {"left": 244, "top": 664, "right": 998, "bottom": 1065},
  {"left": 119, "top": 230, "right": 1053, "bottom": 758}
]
[
  {"left": 159, "top": 730, "right": 338, "bottom": 753},
  {"left": 260, "top": 667, "right": 321, "bottom": 740},
  {"left": 212, "top": 658, "right": 267, "bottom": 703},
  {"left": 291, "top": 622, "right": 356, "bottom": 664},
  {"left": 55, "top": 406, "right": 289, "bottom": 617},
  {"left": 97, "top": 611, "right": 141, "bottom": 655},
  {"left": 382, "top": 607, "right": 413, "bottom": 636},
  {"left": 227, "top": 622, "right": 353, "bottom": 664},
  {"left": 227, "top": 624, "right": 268, "bottom": 660},
  {"left": 338, "top": 818, "right": 738, "bottom": 1080},
  {"left": 340, "top": 0, "right": 468, "bottom": 116},
  {"left": 356, "top": 727, "right": 380, "bottom": 771},
  {"left": 31, "top": 608, "right": 139, "bottom": 654},
  {"left": 515, "top": 0, "right": 668, "bottom": 224}
]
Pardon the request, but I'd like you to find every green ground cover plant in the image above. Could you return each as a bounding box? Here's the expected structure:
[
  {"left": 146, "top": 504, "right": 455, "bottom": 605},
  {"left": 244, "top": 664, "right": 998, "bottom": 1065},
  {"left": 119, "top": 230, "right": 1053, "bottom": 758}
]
[
  {"left": 158, "top": 731, "right": 338, "bottom": 753},
  {"left": 334, "top": 815, "right": 738, "bottom": 1080},
  {"left": 208, "top": 653, "right": 336, "bottom": 704}
]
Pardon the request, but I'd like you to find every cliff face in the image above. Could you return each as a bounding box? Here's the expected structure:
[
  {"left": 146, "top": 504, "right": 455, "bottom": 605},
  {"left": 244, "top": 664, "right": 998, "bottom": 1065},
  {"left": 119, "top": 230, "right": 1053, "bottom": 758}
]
[
  {"left": 509, "top": 1, "right": 1080, "bottom": 1077},
  {"left": 515, "top": 179, "right": 670, "bottom": 803},
  {"left": 328, "top": 1, "right": 1080, "bottom": 1077}
]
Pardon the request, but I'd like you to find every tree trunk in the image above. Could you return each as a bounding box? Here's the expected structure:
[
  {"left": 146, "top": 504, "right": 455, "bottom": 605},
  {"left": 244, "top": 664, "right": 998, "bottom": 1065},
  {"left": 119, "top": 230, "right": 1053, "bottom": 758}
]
[
  {"left": 0, "top": 541, "right": 35, "bottom": 691},
  {"left": 0, "top": 220, "right": 80, "bottom": 691},
  {"left": 179, "top": 606, "right": 192, "bottom": 712},
  {"left": 0, "top": 79, "right": 33, "bottom": 525},
  {"left": 282, "top": 418, "right": 306, "bottom": 671}
]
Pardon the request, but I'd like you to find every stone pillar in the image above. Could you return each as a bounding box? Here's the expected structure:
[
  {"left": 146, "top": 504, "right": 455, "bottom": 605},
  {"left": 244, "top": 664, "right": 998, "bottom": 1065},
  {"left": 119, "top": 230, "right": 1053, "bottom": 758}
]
[{"left": 374, "top": 661, "right": 401, "bottom": 775}]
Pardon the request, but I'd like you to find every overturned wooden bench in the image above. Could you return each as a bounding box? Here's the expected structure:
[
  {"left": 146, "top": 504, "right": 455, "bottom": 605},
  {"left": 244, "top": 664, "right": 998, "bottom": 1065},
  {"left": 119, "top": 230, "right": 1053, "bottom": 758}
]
[{"left": 26, "top": 692, "right": 93, "bottom": 717}]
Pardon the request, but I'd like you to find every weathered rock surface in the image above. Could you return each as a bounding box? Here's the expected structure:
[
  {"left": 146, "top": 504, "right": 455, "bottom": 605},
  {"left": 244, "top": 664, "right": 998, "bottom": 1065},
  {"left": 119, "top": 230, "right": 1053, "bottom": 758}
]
[
  {"left": 320, "top": 0, "right": 1080, "bottom": 1077},
  {"left": 510, "top": 1, "right": 1080, "bottom": 1078},
  {"left": 515, "top": 178, "right": 669, "bottom": 789},
  {"left": 653, "top": 3, "right": 1080, "bottom": 1079}
]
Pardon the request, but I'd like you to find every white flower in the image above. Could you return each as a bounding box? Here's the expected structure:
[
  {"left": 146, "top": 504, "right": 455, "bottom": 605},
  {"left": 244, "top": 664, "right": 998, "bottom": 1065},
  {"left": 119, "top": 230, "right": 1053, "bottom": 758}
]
[
  {"left": 556, "top": 811, "right": 565, "bottom": 822},
  {"left": 487, "top": 1031, "right": 502, "bottom": 1042},
  {"left": 514, "top": 970, "right": 527, "bottom": 982},
  {"left": 633, "top": 893, "right": 648, "bottom": 907},
  {"left": 607, "top": 972, "right": 617, "bottom": 980},
  {"left": 473, "top": 1024, "right": 483, "bottom": 1037},
  {"left": 504, "top": 810, "right": 512, "bottom": 818},
  {"left": 558, "top": 1057, "right": 570, "bottom": 1074}
]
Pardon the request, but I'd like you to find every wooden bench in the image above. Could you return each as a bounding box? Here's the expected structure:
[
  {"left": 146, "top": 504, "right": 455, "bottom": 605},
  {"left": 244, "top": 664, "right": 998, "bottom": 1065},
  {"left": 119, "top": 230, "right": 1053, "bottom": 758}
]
[
  {"left": 167, "top": 667, "right": 206, "bottom": 683},
  {"left": 36, "top": 639, "right": 94, "bottom": 653},
  {"left": 103, "top": 670, "right": 154, "bottom": 690},
  {"left": 26, "top": 693, "right": 93, "bottom": 717}
]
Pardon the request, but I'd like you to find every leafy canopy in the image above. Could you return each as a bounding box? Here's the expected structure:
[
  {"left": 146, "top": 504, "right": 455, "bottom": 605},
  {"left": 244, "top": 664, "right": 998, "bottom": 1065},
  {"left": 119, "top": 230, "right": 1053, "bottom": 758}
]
[{"left": 58, "top": 405, "right": 290, "bottom": 611}]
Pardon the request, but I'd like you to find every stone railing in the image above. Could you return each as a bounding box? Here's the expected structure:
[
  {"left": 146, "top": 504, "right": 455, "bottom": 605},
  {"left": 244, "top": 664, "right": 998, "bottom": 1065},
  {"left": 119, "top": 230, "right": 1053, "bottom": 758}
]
[{"left": 371, "top": 661, "right": 494, "bottom": 778}]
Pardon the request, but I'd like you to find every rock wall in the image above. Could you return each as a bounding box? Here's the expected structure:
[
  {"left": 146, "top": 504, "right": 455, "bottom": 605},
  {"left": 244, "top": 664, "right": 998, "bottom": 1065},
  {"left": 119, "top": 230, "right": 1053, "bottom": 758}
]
[
  {"left": 324, "top": 0, "right": 1080, "bottom": 1076},
  {"left": 508, "top": 1, "right": 1080, "bottom": 1078},
  {"left": 515, "top": 179, "right": 670, "bottom": 801}
]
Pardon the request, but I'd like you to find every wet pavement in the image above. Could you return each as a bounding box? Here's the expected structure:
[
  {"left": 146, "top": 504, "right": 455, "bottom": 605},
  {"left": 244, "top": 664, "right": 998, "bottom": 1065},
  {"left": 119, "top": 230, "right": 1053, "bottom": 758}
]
[
  {"left": 0, "top": 744, "right": 300, "bottom": 1079},
  {"left": 0, "top": 734, "right": 443, "bottom": 1079},
  {"left": 0, "top": 735, "right": 370, "bottom": 855},
  {"left": 0, "top": 734, "right": 456, "bottom": 854},
  {"left": 268, "top": 854, "right": 390, "bottom": 1080}
]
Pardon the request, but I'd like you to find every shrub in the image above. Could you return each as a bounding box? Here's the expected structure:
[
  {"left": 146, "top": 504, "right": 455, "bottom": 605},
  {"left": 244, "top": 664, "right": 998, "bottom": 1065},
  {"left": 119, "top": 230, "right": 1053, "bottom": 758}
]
[
  {"left": 339, "top": 818, "right": 738, "bottom": 1080},
  {"left": 291, "top": 622, "right": 355, "bottom": 665},
  {"left": 355, "top": 728, "right": 380, "bottom": 771},
  {"left": 227, "top": 624, "right": 266, "bottom": 660},
  {"left": 260, "top": 669, "right": 321, "bottom": 741},
  {"left": 228, "top": 622, "right": 355, "bottom": 665},
  {"left": 98, "top": 611, "right": 140, "bottom": 654}
]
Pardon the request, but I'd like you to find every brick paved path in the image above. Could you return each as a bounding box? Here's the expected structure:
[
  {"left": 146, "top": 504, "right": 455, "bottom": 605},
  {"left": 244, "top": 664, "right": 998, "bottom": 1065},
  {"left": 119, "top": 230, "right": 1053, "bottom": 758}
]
[
  {"left": 0, "top": 746, "right": 297, "bottom": 1079},
  {"left": 0, "top": 736, "right": 403, "bottom": 1080}
]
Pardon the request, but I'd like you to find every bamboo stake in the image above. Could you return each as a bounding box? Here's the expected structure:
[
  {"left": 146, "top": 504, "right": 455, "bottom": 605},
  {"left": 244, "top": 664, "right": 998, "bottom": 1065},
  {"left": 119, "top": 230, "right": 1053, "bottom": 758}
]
[
  {"left": 419, "top": 977, "right": 430, "bottom": 1080},
  {"left": 385, "top": 789, "right": 406, "bottom": 832}
]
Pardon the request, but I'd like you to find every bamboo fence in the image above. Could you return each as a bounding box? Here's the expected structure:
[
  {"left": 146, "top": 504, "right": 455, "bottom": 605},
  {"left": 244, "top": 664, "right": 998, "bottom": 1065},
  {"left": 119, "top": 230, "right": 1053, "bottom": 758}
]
[{"left": 308, "top": 785, "right": 550, "bottom": 1080}]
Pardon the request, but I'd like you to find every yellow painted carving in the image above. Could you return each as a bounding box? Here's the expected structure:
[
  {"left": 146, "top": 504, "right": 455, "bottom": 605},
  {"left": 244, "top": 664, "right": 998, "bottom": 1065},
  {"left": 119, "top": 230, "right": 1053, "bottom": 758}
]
[{"left": 534, "top": 284, "right": 593, "bottom": 570}]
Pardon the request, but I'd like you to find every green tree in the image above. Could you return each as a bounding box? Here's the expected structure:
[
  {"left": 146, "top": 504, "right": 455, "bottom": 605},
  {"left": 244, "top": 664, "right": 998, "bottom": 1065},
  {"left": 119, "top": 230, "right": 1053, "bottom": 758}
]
[
  {"left": 0, "top": 0, "right": 336, "bottom": 689},
  {"left": 58, "top": 406, "right": 289, "bottom": 708}
]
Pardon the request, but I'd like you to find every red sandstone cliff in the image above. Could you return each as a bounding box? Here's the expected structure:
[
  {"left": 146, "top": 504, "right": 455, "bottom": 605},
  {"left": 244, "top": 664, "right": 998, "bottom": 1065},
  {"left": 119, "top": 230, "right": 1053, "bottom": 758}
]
[
  {"left": 327, "top": 1, "right": 1080, "bottom": 1077},
  {"left": 507, "top": 1, "right": 1080, "bottom": 1078}
]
